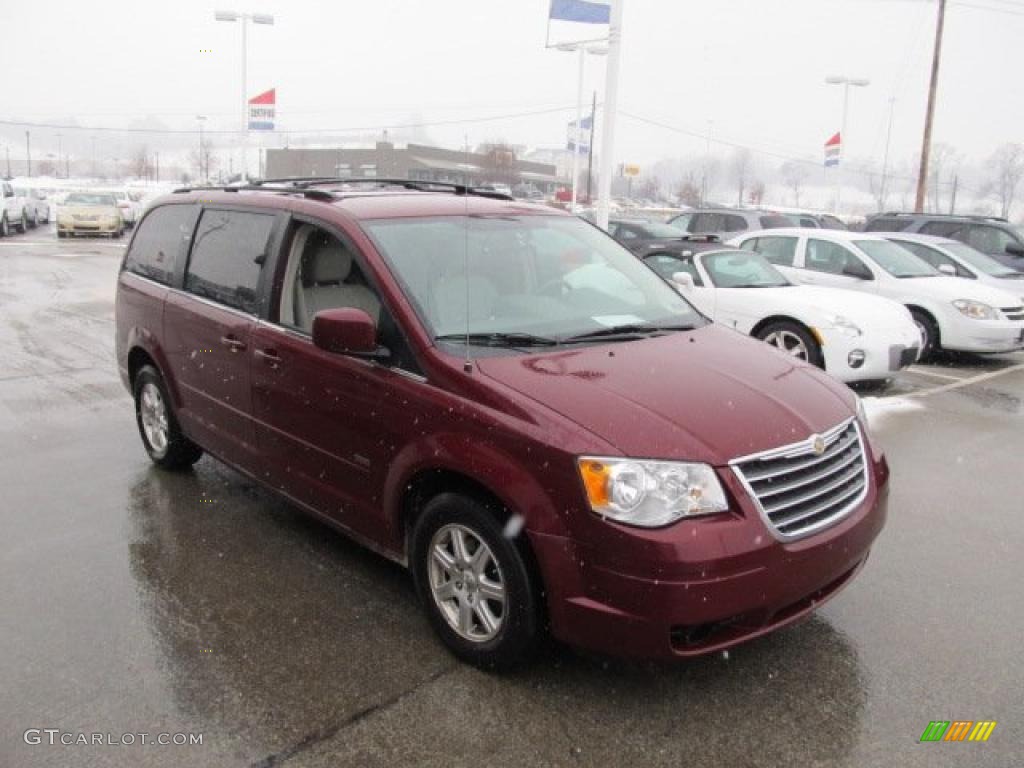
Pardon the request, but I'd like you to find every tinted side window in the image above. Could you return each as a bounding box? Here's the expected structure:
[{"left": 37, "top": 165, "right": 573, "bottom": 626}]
[
  {"left": 185, "top": 209, "right": 274, "bottom": 314},
  {"left": 669, "top": 213, "right": 693, "bottom": 232},
  {"left": 690, "top": 213, "right": 720, "bottom": 233},
  {"left": 961, "top": 225, "right": 1017, "bottom": 255},
  {"left": 866, "top": 216, "right": 913, "bottom": 232},
  {"left": 123, "top": 204, "right": 195, "bottom": 284},
  {"left": 723, "top": 214, "right": 748, "bottom": 232},
  {"left": 805, "top": 238, "right": 862, "bottom": 275},
  {"left": 919, "top": 220, "right": 962, "bottom": 237},
  {"left": 752, "top": 236, "right": 798, "bottom": 266},
  {"left": 644, "top": 253, "right": 703, "bottom": 285}
]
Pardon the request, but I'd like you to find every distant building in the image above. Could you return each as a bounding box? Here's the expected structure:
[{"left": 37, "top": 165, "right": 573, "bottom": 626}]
[{"left": 265, "top": 142, "right": 561, "bottom": 193}]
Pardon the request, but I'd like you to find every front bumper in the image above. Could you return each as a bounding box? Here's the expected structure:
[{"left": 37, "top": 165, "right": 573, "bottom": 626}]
[
  {"left": 941, "top": 317, "right": 1024, "bottom": 353},
  {"left": 820, "top": 327, "right": 921, "bottom": 382},
  {"left": 530, "top": 454, "right": 889, "bottom": 660},
  {"left": 58, "top": 218, "right": 121, "bottom": 234}
]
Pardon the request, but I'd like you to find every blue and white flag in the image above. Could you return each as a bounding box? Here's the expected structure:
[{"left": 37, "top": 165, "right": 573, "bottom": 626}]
[
  {"left": 567, "top": 115, "right": 593, "bottom": 154},
  {"left": 549, "top": 0, "right": 610, "bottom": 24}
]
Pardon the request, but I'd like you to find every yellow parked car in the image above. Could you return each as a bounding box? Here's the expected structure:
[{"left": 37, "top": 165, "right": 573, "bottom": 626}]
[{"left": 57, "top": 192, "right": 124, "bottom": 238}]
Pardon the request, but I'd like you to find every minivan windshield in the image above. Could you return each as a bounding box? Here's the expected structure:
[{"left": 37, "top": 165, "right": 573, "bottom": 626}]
[
  {"left": 702, "top": 250, "right": 791, "bottom": 288},
  {"left": 854, "top": 239, "right": 938, "bottom": 278},
  {"left": 363, "top": 215, "right": 706, "bottom": 347}
]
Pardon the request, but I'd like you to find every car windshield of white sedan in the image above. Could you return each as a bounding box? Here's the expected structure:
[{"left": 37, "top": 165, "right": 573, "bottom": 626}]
[
  {"left": 944, "top": 242, "right": 1020, "bottom": 277},
  {"left": 364, "top": 215, "right": 706, "bottom": 346},
  {"left": 855, "top": 240, "right": 938, "bottom": 278},
  {"left": 65, "top": 193, "right": 117, "bottom": 207},
  {"left": 702, "top": 251, "right": 791, "bottom": 288}
]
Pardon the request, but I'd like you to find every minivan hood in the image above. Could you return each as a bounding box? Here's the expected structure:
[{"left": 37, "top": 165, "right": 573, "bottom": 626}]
[{"left": 475, "top": 325, "right": 856, "bottom": 466}]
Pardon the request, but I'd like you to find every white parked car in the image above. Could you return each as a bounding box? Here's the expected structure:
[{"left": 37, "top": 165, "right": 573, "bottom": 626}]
[
  {"left": 100, "top": 189, "right": 139, "bottom": 227},
  {"left": 1, "top": 181, "right": 29, "bottom": 235},
  {"left": 14, "top": 187, "right": 51, "bottom": 227},
  {"left": 733, "top": 229, "right": 1024, "bottom": 359},
  {"left": 880, "top": 233, "right": 1024, "bottom": 303},
  {"left": 640, "top": 244, "right": 922, "bottom": 382}
]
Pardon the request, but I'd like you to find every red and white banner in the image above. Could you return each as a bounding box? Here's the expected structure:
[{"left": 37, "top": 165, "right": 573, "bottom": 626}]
[{"left": 248, "top": 88, "right": 275, "bottom": 131}]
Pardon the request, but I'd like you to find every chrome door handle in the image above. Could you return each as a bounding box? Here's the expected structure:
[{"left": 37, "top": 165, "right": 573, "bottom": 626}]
[
  {"left": 254, "top": 348, "right": 282, "bottom": 367},
  {"left": 220, "top": 335, "right": 247, "bottom": 352}
]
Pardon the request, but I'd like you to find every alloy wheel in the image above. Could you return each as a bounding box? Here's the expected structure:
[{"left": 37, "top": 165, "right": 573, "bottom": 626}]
[
  {"left": 139, "top": 382, "right": 169, "bottom": 456},
  {"left": 428, "top": 523, "right": 506, "bottom": 643},
  {"left": 764, "top": 329, "right": 810, "bottom": 361}
]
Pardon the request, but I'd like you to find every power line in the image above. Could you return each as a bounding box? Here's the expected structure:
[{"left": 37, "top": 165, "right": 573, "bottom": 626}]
[{"left": 0, "top": 105, "right": 578, "bottom": 137}]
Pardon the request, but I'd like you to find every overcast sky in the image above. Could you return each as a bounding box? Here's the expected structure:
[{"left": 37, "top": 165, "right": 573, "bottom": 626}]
[{"left": 2, "top": 0, "right": 1018, "bottom": 173}]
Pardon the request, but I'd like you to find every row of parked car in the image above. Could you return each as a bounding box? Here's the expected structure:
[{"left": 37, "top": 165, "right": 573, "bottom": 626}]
[
  {"left": 0, "top": 181, "right": 145, "bottom": 238},
  {"left": 607, "top": 213, "right": 1024, "bottom": 383}
]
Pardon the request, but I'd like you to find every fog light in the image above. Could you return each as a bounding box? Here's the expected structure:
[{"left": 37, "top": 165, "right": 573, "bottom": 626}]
[{"left": 848, "top": 350, "right": 866, "bottom": 368}]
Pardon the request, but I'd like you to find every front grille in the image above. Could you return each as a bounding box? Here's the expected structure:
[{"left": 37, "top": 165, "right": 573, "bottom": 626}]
[
  {"left": 732, "top": 419, "right": 868, "bottom": 540},
  {"left": 1001, "top": 306, "right": 1024, "bottom": 321}
]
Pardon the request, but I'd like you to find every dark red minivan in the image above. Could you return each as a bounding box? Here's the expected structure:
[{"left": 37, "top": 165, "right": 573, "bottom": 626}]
[{"left": 115, "top": 181, "right": 888, "bottom": 668}]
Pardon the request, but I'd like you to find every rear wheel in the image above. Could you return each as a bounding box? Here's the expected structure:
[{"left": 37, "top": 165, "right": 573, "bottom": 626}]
[
  {"left": 28, "top": 209, "right": 38, "bottom": 228},
  {"left": 15, "top": 212, "right": 27, "bottom": 233},
  {"left": 910, "top": 309, "right": 940, "bottom": 361},
  {"left": 411, "top": 493, "right": 540, "bottom": 670},
  {"left": 133, "top": 365, "right": 203, "bottom": 470},
  {"left": 755, "top": 321, "right": 824, "bottom": 368},
  {"left": 0, "top": 214, "right": 8, "bottom": 237}
]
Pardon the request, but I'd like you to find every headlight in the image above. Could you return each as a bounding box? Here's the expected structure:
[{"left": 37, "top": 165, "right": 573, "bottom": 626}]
[
  {"left": 952, "top": 299, "right": 998, "bottom": 320},
  {"left": 577, "top": 457, "right": 728, "bottom": 527},
  {"left": 825, "top": 314, "right": 862, "bottom": 337}
]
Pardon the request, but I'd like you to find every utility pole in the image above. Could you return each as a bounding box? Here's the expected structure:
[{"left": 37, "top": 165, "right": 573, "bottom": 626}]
[
  {"left": 949, "top": 174, "right": 958, "bottom": 214},
  {"left": 586, "top": 90, "right": 596, "bottom": 203},
  {"left": 91, "top": 136, "right": 97, "bottom": 178},
  {"left": 879, "top": 96, "right": 895, "bottom": 211},
  {"left": 155, "top": 152, "right": 160, "bottom": 182},
  {"left": 56, "top": 134, "right": 62, "bottom": 178},
  {"left": 5, "top": 145, "right": 10, "bottom": 178},
  {"left": 915, "top": 0, "right": 946, "bottom": 213},
  {"left": 596, "top": 0, "right": 623, "bottom": 231},
  {"left": 25, "top": 131, "right": 31, "bottom": 177}
]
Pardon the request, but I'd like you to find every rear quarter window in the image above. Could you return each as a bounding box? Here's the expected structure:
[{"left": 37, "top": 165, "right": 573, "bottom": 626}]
[
  {"left": 123, "top": 204, "right": 197, "bottom": 285},
  {"left": 760, "top": 215, "right": 794, "bottom": 229},
  {"left": 866, "top": 216, "right": 914, "bottom": 232}
]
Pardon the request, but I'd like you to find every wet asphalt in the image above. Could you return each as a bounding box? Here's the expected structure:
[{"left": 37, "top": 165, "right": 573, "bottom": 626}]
[{"left": 1, "top": 227, "right": 1022, "bottom": 768}]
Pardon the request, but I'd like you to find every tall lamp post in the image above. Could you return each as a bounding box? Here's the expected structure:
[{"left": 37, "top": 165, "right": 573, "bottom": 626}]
[
  {"left": 825, "top": 75, "right": 870, "bottom": 214},
  {"left": 556, "top": 42, "right": 607, "bottom": 211},
  {"left": 215, "top": 10, "right": 274, "bottom": 181},
  {"left": 196, "top": 115, "right": 208, "bottom": 182}
]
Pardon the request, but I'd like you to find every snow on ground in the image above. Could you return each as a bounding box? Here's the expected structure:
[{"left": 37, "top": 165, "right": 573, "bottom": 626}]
[{"left": 860, "top": 395, "right": 924, "bottom": 431}]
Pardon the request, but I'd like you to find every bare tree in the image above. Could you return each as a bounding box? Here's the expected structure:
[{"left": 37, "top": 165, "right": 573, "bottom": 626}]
[
  {"left": 478, "top": 141, "right": 518, "bottom": 187},
  {"left": 748, "top": 180, "right": 766, "bottom": 207},
  {"left": 676, "top": 171, "right": 702, "bottom": 207},
  {"left": 635, "top": 176, "right": 660, "bottom": 201},
  {"left": 188, "top": 139, "right": 217, "bottom": 182},
  {"left": 987, "top": 142, "right": 1024, "bottom": 219},
  {"left": 730, "top": 148, "right": 752, "bottom": 206},
  {"left": 927, "top": 143, "right": 958, "bottom": 213},
  {"left": 780, "top": 160, "right": 809, "bottom": 207}
]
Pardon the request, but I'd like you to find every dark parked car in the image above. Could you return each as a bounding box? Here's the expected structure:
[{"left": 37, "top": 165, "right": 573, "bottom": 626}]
[
  {"left": 668, "top": 207, "right": 795, "bottom": 239},
  {"left": 863, "top": 212, "right": 1024, "bottom": 272},
  {"left": 607, "top": 216, "right": 687, "bottom": 251},
  {"left": 793, "top": 212, "right": 848, "bottom": 230},
  {"left": 115, "top": 179, "right": 888, "bottom": 667}
]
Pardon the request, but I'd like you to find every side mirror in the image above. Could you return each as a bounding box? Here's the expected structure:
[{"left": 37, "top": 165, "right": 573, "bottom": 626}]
[
  {"left": 842, "top": 264, "right": 872, "bottom": 280},
  {"left": 312, "top": 308, "right": 386, "bottom": 358},
  {"left": 1005, "top": 242, "right": 1024, "bottom": 257},
  {"left": 937, "top": 263, "right": 957, "bottom": 276},
  {"left": 671, "top": 271, "right": 695, "bottom": 291}
]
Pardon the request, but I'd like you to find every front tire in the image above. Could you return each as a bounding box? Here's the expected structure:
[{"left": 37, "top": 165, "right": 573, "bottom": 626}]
[
  {"left": 910, "top": 309, "right": 940, "bottom": 361},
  {"left": 0, "top": 214, "right": 8, "bottom": 237},
  {"left": 15, "top": 212, "right": 27, "bottom": 233},
  {"left": 28, "top": 210, "right": 38, "bottom": 228},
  {"left": 755, "top": 320, "right": 824, "bottom": 368},
  {"left": 411, "top": 493, "right": 540, "bottom": 670},
  {"left": 133, "top": 365, "right": 203, "bottom": 470}
]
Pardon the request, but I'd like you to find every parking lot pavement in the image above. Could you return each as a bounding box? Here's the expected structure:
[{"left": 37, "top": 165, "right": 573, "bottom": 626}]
[{"left": 1, "top": 236, "right": 1022, "bottom": 768}]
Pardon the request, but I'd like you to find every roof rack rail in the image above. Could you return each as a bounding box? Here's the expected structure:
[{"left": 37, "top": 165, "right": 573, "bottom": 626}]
[
  {"left": 878, "top": 211, "right": 1009, "bottom": 223},
  {"left": 172, "top": 184, "right": 336, "bottom": 202},
  {"left": 253, "top": 176, "right": 515, "bottom": 201}
]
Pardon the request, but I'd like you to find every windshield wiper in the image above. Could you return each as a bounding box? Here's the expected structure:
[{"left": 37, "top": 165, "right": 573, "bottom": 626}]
[
  {"left": 561, "top": 322, "right": 696, "bottom": 343},
  {"left": 434, "top": 332, "right": 559, "bottom": 348}
]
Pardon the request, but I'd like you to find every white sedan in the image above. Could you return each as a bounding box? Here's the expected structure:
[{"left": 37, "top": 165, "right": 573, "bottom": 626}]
[
  {"left": 640, "top": 245, "right": 922, "bottom": 383},
  {"left": 733, "top": 229, "right": 1024, "bottom": 359}
]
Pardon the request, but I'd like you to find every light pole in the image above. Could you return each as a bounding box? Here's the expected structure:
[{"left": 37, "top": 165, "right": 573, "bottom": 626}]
[
  {"left": 196, "top": 115, "right": 208, "bottom": 182},
  {"left": 556, "top": 42, "right": 607, "bottom": 211},
  {"left": 91, "top": 136, "right": 97, "bottom": 178},
  {"left": 56, "top": 134, "right": 62, "bottom": 179},
  {"left": 825, "top": 75, "right": 870, "bottom": 214},
  {"left": 215, "top": 10, "right": 274, "bottom": 181}
]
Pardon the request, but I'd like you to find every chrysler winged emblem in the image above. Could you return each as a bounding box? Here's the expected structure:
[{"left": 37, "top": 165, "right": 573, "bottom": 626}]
[{"left": 811, "top": 434, "right": 826, "bottom": 455}]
